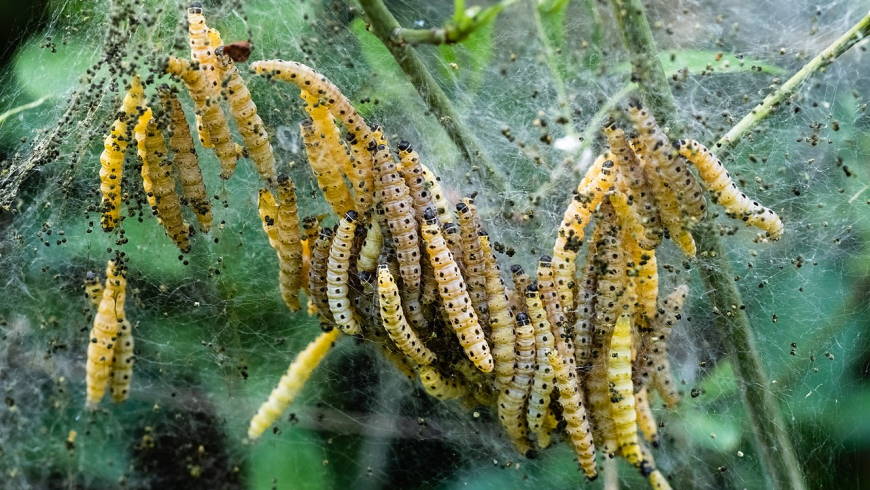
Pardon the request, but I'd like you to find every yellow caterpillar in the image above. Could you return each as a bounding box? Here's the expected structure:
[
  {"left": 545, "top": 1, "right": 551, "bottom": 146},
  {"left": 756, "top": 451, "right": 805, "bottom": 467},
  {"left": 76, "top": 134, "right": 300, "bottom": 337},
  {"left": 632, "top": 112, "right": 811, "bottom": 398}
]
[
  {"left": 421, "top": 208, "right": 493, "bottom": 372},
  {"left": 536, "top": 256, "right": 575, "bottom": 365},
  {"left": 418, "top": 365, "right": 468, "bottom": 401},
  {"left": 675, "top": 139, "right": 783, "bottom": 239},
  {"left": 308, "top": 228, "right": 335, "bottom": 327},
  {"left": 166, "top": 56, "right": 238, "bottom": 179},
  {"left": 496, "top": 311, "right": 535, "bottom": 457},
  {"left": 250, "top": 59, "right": 374, "bottom": 213},
  {"left": 651, "top": 285, "right": 689, "bottom": 408},
  {"left": 134, "top": 108, "right": 191, "bottom": 252},
  {"left": 647, "top": 469, "right": 673, "bottom": 490},
  {"left": 551, "top": 154, "right": 615, "bottom": 312},
  {"left": 162, "top": 89, "right": 212, "bottom": 232},
  {"left": 610, "top": 189, "right": 659, "bottom": 321},
  {"left": 547, "top": 350, "right": 597, "bottom": 479},
  {"left": 509, "top": 264, "right": 531, "bottom": 316},
  {"left": 86, "top": 260, "right": 127, "bottom": 408},
  {"left": 248, "top": 328, "right": 342, "bottom": 439},
  {"left": 635, "top": 386, "right": 658, "bottom": 446},
  {"left": 420, "top": 162, "right": 454, "bottom": 225},
  {"left": 186, "top": 4, "right": 220, "bottom": 148},
  {"left": 626, "top": 102, "right": 707, "bottom": 224},
  {"left": 524, "top": 284, "right": 556, "bottom": 446},
  {"left": 357, "top": 221, "right": 383, "bottom": 273},
  {"left": 455, "top": 199, "right": 489, "bottom": 323},
  {"left": 327, "top": 211, "right": 361, "bottom": 335},
  {"left": 110, "top": 318, "right": 134, "bottom": 403},
  {"left": 397, "top": 141, "right": 435, "bottom": 221},
  {"left": 215, "top": 50, "right": 277, "bottom": 184},
  {"left": 99, "top": 75, "right": 143, "bottom": 232},
  {"left": 371, "top": 134, "right": 421, "bottom": 293},
  {"left": 299, "top": 117, "right": 356, "bottom": 217},
  {"left": 479, "top": 232, "right": 515, "bottom": 390},
  {"left": 377, "top": 264, "right": 436, "bottom": 366},
  {"left": 608, "top": 314, "right": 643, "bottom": 466}
]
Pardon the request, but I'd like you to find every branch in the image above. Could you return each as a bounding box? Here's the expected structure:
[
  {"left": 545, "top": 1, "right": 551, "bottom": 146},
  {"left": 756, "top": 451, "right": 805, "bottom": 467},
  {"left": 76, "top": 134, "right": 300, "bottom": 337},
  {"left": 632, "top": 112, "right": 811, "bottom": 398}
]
[
  {"left": 357, "top": 0, "right": 508, "bottom": 192},
  {"left": 609, "top": 1, "right": 807, "bottom": 489},
  {"left": 715, "top": 11, "right": 870, "bottom": 156},
  {"left": 394, "top": 27, "right": 452, "bottom": 45}
]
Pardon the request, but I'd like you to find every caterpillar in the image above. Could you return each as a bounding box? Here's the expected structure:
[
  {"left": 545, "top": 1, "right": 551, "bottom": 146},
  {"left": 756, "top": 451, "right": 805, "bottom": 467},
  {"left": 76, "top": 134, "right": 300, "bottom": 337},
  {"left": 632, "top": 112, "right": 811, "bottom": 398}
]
[
  {"left": 327, "top": 211, "right": 361, "bottom": 335},
  {"left": 524, "top": 284, "right": 556, "bottom": 446},
  {"left": 371, "top": 134, "right": 421, "bottom": 293},
  {"left": 547, "top": 350, "right": 598, "bottom": 479},
  {"left": 86, "top": 260, "right": 127, "bottom": 408},
  {"left": 110, "top": 319, "right": 134, "bottom": 403},
  {"left": 418, "top": 365, "right": 468, "bottom": 401},
  {"left": 650, "top": 285, "right": 688, "bottom": 408},
  {"left": 635, "top": 386, "right": 658, "bottom": 446},
  {"left": 308, "top": 228, "right": 335, "bottom": 327},
  {"left": 496, "top": 311, "right": 535, "bottom": 457},
  {"left": 603, "top": 122, "right": 662, "bottom": 247},
  {"left": 276, "top": 177, "right": 304, "bottom": 311},
  {"left": 536, "top": 256, "right": 575, "bottom": 365},
  {"left": 248, "top": 328, "right": 342, "bottom": 439},
  {"left": 357, "top": 221, "right": 383, "bottom": 273},
  {"left": 84, "top": 272, "right": 104, "bottom": 306},
  {"left": 626, "top": 102, "right": 707, "bottom": 224},
  {"left": 479, "top": 232, "right": 516, "bottom": 390},
  {"left": 299, "top": 119, "right": 356, "bottom": 218},
  {"left": 134, "top": 107, "right": 192, "bottom": 253},
  {"left": 250, "top": 60, "right": 374, "bottom": 213},
  {"left": 647, "top": 469, "right": 674, "bottom": 490},
  {"left": 628, "top": 136, "right": 697, "bottom": 257},
  {"left": 162, "top": 89, "right": 212, "bottom": 232},
  {"left": 420, "top": 162, "right": 455, "bottom": 225},
  {"left": 166, "top": 56, "right": 238, "bottom": 179},
  {"left": 99, "top": 75, "right": 144, "bottom": 232},
  {"left": 300, "top": 216, "right": 320, "bottom": 301},
  {"left": 186, "top": 4, "right": 220, "bottom": 148},
  {"left": 573, "top": 230, "right": 601, "bottom": 374},
  {"left": 215, "top": 50, "right": 277, "bottom": 184},
  {"left": 608, "top": 314, "right": 643, "bottom": 466},
  {"left": 509, "top": 264, "right": 531, "bottom": 315},
  {"left": 421, "top": 208, "right": 493, "bottom": 373},
  {"left": 552, "top": 154, "right": 616, "bottom": 313},
  {"left": 455, "top": 199, "right": 489, "bottom": 323},
  {"left": 396, "top": 141, "right": 435, "bottom": 222},
  {"left": 377, "top": 264, "right": 436, "bottom": 366},
  {"left": 610, "top": 189, "right": 659, "bottom": 320},
  {"left": 443, "top": 221, "right": 464, "bottom": 271},
  {"left": 675, "top": 139, "right": 783, "bottom": 239}
]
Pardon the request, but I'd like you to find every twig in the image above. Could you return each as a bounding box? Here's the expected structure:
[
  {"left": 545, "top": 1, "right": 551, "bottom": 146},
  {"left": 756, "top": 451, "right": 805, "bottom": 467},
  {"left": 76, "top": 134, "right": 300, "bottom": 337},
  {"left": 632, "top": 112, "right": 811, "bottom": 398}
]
[
  {"left": 357, "top": 0, "right": 508, "bottom": 192},
  {"left": 608, "top": 1, "right": 809, "bottom": 489},
  {"left": 715, "top": 11, "right": 870, "bottom": 155},
  {"left": 0, "top": 95, "right": 52, "bottom": 126},
  {"left": 394, "top": 27, "right": 452, "bottom": 45}
]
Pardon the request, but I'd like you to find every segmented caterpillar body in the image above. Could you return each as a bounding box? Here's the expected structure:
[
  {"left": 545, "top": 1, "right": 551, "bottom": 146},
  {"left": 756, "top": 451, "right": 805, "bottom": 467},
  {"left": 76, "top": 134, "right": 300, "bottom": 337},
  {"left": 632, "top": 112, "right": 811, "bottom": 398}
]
[
  {"left": 99, "top": 76, "right": 143, "bottom": 231},
  {"left": 525, "top": 285, "right": 555, "bottom": 446},
  {"left": 608, "top": 314, "right": 643, "bottom": 466},
  {"left": 135, "top": 108, "right": 191, "bottom": 252},
  {"left": 635, "top": 386, "right": 658, "bottom": 445},
  {"left": 327, "top": 212, "right": 361, "bottom": 334},
  {"left": 548, "top": 351, "right": 597, "bottom": 479},
  {"left": 397, "top": 141, "right": 436, "bottom": 222},
  {"left": 276, "top": 177, "right": 304, "bottom": 310},
  {"left": 509, "top": 265, "right": 531, "bottom": 315},
  {"left": 497, "top": 312, "right": 535, "bottom": 456},
  {"left": 357, "top": 221, "right": 383, "bottom": 273},
  {"left": 479, "top": 232, "right": 516, "bottom": 389},
  {"left": 186, "top": 4, "right": 220, "bottom": 148},
  {"left": 418, "top": 365, "right": 468, "bottom": 401},
  {"left": 650, "top": 285, "right": 688, "bottom": 408},
  {"left": 648, "top": 469, "right": 673, "bottom": 490},
  {"left": 216, "top": 51, "right": 277, "bottom": 184},
  {"left": 573, "top": 234, "right": 600, "bottom": 374},
  {"left": 299, "top": 116, "right": 356, "bottom": 217},
  {"left": 552, "top": 155, "right": 615, "bottom": 312},
  {"left": 420, "top": 162, "right": 454, "bottom": 225},
  {"left": 421, "top": 208, "right": 493, "bottom": 372},
  {"left": 676, "top": 139, "right": 783, "bottom": 239},
  {"left": 455, "top": 199, "right": 489, "bottom": 323},
  {"left": 86, "top": 260, "right": 127, "bottom": 408},
  {"left": 536, "top": 256, "right": 575, "bottom": 365},
  {"left": 308, "top": 228, "right": 335, "bottom": 326},
  {"left": 300, "top": 216, "right": 319, "bottom": 299},
  {"left": 110, "top": 319, "right": 134, "bottom": 403},
  {"left": 163, "top": 90, "right": 212, "bottom": 232},
  {"left": 377, "top": 264, "right": 436, "bottom": 366},
  {"left": 248, "top": 328, "right": 342, "bottom": 439},
  {"left": 166, "top": 56, "right": 238, "bottom": 178}
]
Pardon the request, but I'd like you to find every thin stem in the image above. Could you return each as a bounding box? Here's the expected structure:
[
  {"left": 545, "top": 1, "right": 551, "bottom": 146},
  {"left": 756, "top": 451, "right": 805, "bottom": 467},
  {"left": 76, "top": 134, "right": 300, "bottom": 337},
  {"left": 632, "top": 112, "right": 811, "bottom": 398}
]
[
  {"left": 357, "top": 0, "right": 508, "bottom": 192},
  {"left": 715, "top": 11, "right": 870, "bottom": 156},
  {"left": 609, "top": 1, "right": 807, "bottom": 489},
  {"left": 394, "top": 27, "right": 451, "bottom": 45}
]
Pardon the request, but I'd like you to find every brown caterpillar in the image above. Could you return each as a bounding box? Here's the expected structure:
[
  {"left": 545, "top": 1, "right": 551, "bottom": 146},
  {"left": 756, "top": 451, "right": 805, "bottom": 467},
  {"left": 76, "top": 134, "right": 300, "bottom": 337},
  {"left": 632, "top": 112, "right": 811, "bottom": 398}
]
[
  {"left": 509, "top": 264, "right": 531, "bottom": 316},
  {"left": 455, "top": 199, "right": 489, "bottom": 323},
  {"left": 536, "top": 256, "right": 575, "bottom": 365},
  {"left": 308, "top": 227, "right": 335, "bottom": 327}
]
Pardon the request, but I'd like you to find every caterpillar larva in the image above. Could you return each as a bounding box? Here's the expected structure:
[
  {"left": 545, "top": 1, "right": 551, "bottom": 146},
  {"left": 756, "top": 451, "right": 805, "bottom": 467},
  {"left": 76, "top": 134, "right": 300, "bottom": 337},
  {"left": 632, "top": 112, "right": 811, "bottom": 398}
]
[
  {"left": 608, "top": 314, "right": 643, "bottom": 466},
  {"left": 371, "top": 134, "right": 421, "bottom": 293},
  {"left": 134, "top": 107, "right": 191, "bottom": 253},
  {"left": 84, "top": 272, "right": 104, "bottom": 306},
  {"left": 479, "top": 232, "right": 516, "bottom": 390},
  {"left": 647, "top": 469, "right": 674, "bottom": 490},
  {"left": 421, "top": 208, "right": 493, "bottom": 373},
  {"left": 455, "top": 199, "right": 489, "bottom": 323},
  {"left": 573, "top": 230, "right": 600, "bottom": 374},
  {"left": 610, "top": 189, "right": 659, "bottom": 320},
  {"left": 162, "top": 89, "right": 212, "bottom": 232},
  {"left": 299, "top": 117, "right": 356, "bottom": 217},
  {"left": 248, "top": 328, "right": 342, "bottom": 439},
  {"left": 418, "top": 365, "right": 468, "bottom": 401},
  {"left": 300, "top": 216, "right": 320, "bottom": 301},
  {"left": 635, "top": 386, "right": 658, "bottom": 446},
  {"left": 547, "top": 350, "right": 597, "bottom": 479},
  {"left": 250, "top": 59, "right": 374, "bottom": 213},
  {"left": 420, "top": 162, "right": 455, "bottom": 225},
  {"left": 309, "top": 228, "right": 335, "bottom": 327},
  {"left": 186, "top": 4, "right": 220, "bottom": 149},
  {"left": 497, "top": 311, "right": 535, "bottom": 457},
  {"left": 276, "top": 177, "right": 304, "bottom": 311},
  {"left": 166, "top": 56, "right": 238, "bottom": 179},
  {"left": 99, "top": 75, "right": 144, "bottom": 232},
  {"left": 377, "top": 264, "right": 436, "bottom": 366},
  {"left": 110, "top": 319, "right": 134, "bottom": 403},
  {"left": 536, "top": 256, "right": 575, "bottom": 365},
  {"left": 524, "top": 284, "right": 556, "bottom": 446},
  {"left": 603, "top": 122, "right": 662, "bottom": 247},
  {"left": 626, "top": 102, "right": 707, "bottom": 224},
  {"left": 215, "top": 50, "right": 277, "bottom": 184},
  {"left": 552, "top": 154, "right": 615, "bottom": 313},
  {"left": 327, "top": 211, "right": 361, "bottom": 335},
  {"left": 650, "top": 285, "right": 688, "bottom": 408},
  {"left": 396, "top": 141, "right": 436, "bottom": 222},
  {"left": 509, "top": 264, "right": 531, "bottom": 316},
  {"left": 357, "top": 221, "right": 383, "bottom": 273},
  {"left": 675, "top": 139, "right": 783, "bottom": 239},
  {"left": 86, "top": 260, "right": 127, "bottom": 408}
]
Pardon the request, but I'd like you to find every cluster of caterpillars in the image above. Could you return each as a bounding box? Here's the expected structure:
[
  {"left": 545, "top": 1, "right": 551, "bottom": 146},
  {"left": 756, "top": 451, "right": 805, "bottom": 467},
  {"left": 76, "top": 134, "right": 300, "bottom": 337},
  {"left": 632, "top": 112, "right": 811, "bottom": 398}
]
[{"left": 89, "top": 5, "right": 784, "bottom": 487}]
